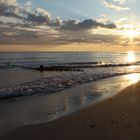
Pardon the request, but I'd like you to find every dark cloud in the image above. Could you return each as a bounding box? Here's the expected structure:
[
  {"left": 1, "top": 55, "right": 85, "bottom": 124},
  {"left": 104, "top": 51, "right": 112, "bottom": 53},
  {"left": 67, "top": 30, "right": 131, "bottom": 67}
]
[
  {"left": 0, "top": 24, "right": 118, "bottom": 45},
  {"left": 49, "top": 17, "right": 62, "bottom": 27},
  {"left": 0, "top": 3, "right": 19, "bottom": 18},
  {"left": 61, "top": 19, "right": 117, "bottom": 30},
  {"left": 24, "top": 8, "right": 51, "bottom": 24},
  {"left": 0, "top": 1, "right": 52, "bottom": 25},
  {"left": 26, "top": 12, "right": 50, "bottom": 24}
]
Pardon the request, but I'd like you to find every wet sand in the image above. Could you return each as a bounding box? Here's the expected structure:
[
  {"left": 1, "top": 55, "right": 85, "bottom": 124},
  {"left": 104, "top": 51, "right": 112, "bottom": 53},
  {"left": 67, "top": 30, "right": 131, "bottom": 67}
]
[{"left": 1, "top": 80, "right": 140, "bottom": 140}]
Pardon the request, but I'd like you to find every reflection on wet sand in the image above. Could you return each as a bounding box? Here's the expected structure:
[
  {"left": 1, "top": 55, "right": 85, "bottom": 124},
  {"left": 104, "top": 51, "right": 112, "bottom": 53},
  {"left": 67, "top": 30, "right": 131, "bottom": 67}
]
[
  {"left": 125, "top": 73, "right": 140, "bottom": 84},
  {"left": 0, "top": 73, "right": 140, "bottom": 136}
]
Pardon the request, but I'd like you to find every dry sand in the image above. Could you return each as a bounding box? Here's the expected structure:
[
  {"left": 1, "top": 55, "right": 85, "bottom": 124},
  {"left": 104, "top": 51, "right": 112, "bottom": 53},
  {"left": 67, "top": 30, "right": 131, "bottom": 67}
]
[{"left": 1, "top": 81, "right": 140, "bottom": 140}]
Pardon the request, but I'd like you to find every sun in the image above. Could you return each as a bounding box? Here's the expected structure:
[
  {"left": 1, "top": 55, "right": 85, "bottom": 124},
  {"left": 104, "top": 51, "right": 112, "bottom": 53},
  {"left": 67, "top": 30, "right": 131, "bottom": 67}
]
[
  {"left": 123, "top": 28, "right": 139, "bottom": 41},
  {"left": 125, "top": 30, "right": 139, "bottom": 38}
]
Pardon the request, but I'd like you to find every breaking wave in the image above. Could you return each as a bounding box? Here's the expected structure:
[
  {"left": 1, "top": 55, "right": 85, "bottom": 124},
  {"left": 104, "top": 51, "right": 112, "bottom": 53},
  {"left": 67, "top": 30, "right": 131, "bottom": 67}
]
[{"left": 0, "top": 71, "right": 132, "bottom": 100}]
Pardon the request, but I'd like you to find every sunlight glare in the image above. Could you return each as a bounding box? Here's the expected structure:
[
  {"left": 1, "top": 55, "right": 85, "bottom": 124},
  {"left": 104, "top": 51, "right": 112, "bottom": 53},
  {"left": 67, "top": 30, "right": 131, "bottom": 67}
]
[
  {"left": 127, "top": 51, "right": 136, "bottom": 63},
  {"left": 126, "top": 74, "right": 140, "bottom": 84},
  {"left": 125, "top": 30, "right": 139, "bottom": 38},
  {"left": 123, "top": 26, "right": 139, "bottom": 42}
]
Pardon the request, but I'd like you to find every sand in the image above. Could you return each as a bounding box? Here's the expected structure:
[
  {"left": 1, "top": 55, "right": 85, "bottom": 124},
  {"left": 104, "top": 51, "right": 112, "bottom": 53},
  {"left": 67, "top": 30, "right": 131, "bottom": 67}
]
[{"left": 1, "top": 80, "right": 140, "bottom": 140}]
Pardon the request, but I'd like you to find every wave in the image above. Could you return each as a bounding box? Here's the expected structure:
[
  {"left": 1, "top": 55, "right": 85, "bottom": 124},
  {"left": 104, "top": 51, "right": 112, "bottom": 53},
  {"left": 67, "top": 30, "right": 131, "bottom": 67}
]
[{"left": 0, "top": 71, "right": 133, "bottom": 100}]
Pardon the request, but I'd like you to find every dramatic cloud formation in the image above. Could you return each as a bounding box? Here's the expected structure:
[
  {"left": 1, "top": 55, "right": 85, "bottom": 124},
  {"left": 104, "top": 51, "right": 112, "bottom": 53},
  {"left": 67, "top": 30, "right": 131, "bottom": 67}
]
[
  {"left": 1, "top": 0, "right": 132, "bottom": 47},
  {"left": 104, "top": 0, "right": 130, "bottom": 11},
  {"left": 0, "top": 0, "right": 118, "bottom": 29}
]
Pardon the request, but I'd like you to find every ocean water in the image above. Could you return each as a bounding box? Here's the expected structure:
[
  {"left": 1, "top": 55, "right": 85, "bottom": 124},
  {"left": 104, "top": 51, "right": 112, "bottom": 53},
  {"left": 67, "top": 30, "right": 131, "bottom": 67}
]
[
  {"left": 0, "top": 52, "right": 140, "bottom": 98},
  {"left": 0, "top": 51, "right": 140, "bottom": 66},
  {"left": 1, "top": 52, "right": 140, "bottom": 136}
]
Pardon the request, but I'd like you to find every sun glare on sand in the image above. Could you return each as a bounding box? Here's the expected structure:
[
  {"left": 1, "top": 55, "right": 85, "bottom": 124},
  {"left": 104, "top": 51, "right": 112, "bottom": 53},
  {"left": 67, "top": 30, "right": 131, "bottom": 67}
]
[{"left": 126, "top": 74, "right": 140, "bottom": 84}]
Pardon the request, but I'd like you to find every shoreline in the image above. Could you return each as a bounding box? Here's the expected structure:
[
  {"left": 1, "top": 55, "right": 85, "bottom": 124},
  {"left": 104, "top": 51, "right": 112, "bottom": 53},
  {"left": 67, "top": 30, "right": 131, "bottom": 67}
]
[
  {"left": 1, "top": 79, "right": 140, "bottom": 140},
  {"left": 0, "top": 74, "right": 132, "bottom": 136}
]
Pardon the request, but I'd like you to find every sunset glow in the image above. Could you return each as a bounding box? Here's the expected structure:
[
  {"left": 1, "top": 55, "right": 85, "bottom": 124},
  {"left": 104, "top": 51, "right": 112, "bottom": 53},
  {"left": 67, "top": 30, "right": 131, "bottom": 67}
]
[
  {"left": 123, "top": 28, "right": 140, "bottom": 42},
  {"left": 1, "top": 0, "right": 140, "bottom": 51},
  {"left": 2, "top": 1, "right": 140, "bottom": 139}
]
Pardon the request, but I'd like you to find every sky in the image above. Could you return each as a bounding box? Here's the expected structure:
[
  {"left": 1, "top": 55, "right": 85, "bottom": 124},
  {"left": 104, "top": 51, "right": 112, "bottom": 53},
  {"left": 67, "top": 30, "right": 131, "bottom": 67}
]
[{"left": 0, "top": 0, "right": 140, "bottom": 51}]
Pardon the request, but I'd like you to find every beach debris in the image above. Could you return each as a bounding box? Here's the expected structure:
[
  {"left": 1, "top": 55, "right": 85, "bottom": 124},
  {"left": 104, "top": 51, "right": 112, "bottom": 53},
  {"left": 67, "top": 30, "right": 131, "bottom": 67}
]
[
  {"left": 110, "top": 120, "right": 118, "bottom": 124},
  {"left": 123, "top": 113, "right": 128, "bottom": 118},
  {"left": 127, "top": 123, "right": 132, "bottom": 128},
  {"left": 137, "top": 122, "right": 140, "bottom": 126},
  {"left": 121, "top": 113, "right": 128, "bottom": 120},
  {"left": 89, "top": 124, "right": 96, "bottom": 128}
]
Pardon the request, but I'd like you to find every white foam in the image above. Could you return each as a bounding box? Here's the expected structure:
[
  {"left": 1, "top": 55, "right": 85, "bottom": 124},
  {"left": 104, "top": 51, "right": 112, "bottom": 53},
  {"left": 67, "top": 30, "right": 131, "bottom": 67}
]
[{"left": 0, "top": 70, "right": 129, "bottom": 100}]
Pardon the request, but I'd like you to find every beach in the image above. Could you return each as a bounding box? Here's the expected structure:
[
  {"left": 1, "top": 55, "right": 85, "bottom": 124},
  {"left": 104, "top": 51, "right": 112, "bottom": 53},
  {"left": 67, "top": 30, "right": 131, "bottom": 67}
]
[
  {"left": 1, "top": 78, "right": 140, "bottom": 140},
  {"left": 1, "top": 0, "right": 140, "bottom": 138},
  {"left": 0, "top": 52, "right": 140, "bottom": 139}
]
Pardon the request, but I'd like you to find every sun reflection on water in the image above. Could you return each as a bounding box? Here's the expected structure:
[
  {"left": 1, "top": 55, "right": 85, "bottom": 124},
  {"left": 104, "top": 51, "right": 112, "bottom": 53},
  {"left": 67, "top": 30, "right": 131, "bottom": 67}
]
[{"left": 127, "top": 51, "right": 136, "bottom": 63}]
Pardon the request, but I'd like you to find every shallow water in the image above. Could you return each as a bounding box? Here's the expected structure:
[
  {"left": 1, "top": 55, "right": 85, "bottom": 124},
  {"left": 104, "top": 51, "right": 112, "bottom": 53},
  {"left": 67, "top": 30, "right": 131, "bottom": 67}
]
[{"left": 0, "top": 73, "right": 139, "bottom": 136}]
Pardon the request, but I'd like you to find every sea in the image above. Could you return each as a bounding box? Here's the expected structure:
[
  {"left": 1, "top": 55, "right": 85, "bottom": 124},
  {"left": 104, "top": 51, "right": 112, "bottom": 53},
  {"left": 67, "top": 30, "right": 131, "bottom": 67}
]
[{"left": 0, "top": 51, "right": 140, "bottom": 135}]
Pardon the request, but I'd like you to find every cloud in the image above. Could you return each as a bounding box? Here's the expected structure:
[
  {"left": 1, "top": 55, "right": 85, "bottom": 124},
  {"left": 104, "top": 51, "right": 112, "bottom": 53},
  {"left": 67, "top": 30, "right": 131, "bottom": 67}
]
[
  {"left": 116, "top": 18, "right": 128, "bottom": 23},
  {"left": 0, "top": 0, "right": 20, "bottom": 19},
  {"left": 0, "top": 0, "right": 120, "bottom": 46},
  {"left": 61, "top": 19, "right": 117, "bottom": 30},
  {"left": 0, "top": 0, "right": 17, "bottom": 6},
  {"left": 104, "top": 0, "right": 130, "bottom": 11},
  {"left": 25, "top": 8, "right": 51, "bottom": 24},
  {"left": 24, "top": 1, "right": 32, "bottom": 7},
  {"left": 0, "top": 1, "right": 53, "bottom": 25},
  {"left": 50, "top": 17, "right": 63, "bottom": 26},
  {"left": 0, "top": 16, "right": 23, "bottom": 24},
  {"left": 0, "top": 0, "right": 117, "bottom": 30},
  {"left": 0, "top": 0, "right": 50, "bottom": 22},
  {"left": 113, "top": 0, "right": 135, "bottom": 5},
  {"left": 113, "top": 0, "right": 127, "bottom": 4}
]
